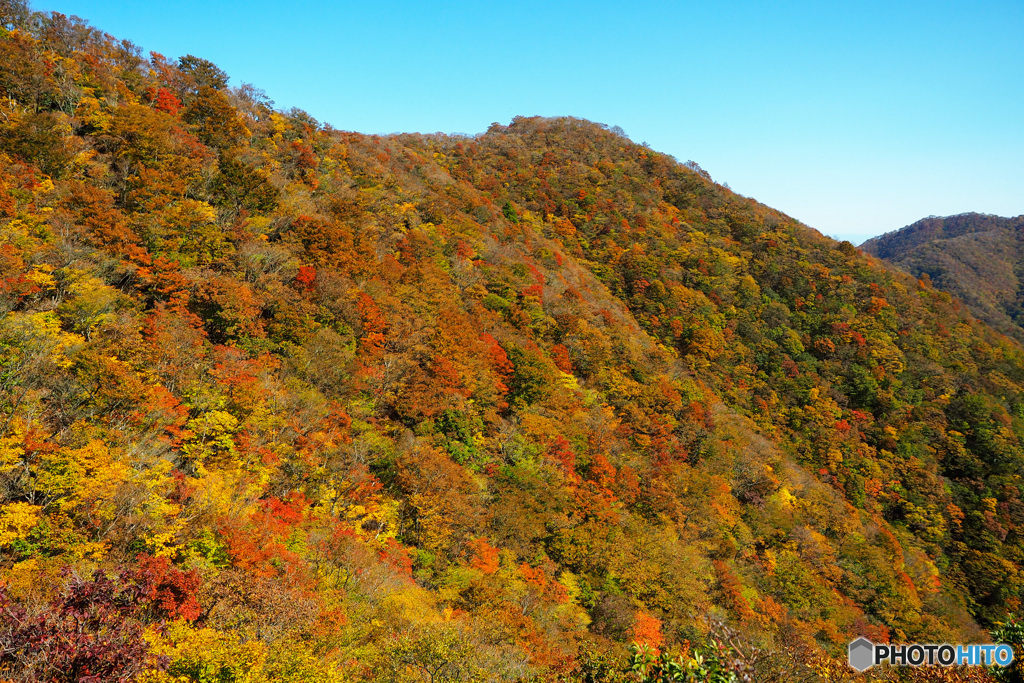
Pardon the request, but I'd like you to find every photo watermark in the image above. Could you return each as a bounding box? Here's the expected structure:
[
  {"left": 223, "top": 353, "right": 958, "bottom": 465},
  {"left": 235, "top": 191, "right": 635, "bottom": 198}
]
[{"left": 848, "top": 637, "right": 1015, "bottom": 672}]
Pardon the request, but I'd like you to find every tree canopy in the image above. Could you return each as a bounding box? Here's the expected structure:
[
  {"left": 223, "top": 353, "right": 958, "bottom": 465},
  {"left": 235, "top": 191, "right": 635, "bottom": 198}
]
[{"left": 1, "top": 7, "right": 1023, "bottom": 682}]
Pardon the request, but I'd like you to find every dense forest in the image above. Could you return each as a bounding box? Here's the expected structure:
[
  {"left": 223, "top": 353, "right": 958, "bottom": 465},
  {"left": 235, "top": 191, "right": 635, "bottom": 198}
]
[
  {"left": 862, "top": 214, "right": 1024, "bottom": 344},
  {"left": 2, "top": 3, "right": 1024, "bottom": 681}
]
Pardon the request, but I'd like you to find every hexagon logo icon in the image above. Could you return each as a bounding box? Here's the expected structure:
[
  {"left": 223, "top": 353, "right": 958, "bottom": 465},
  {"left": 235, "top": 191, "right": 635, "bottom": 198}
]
[{"left": 849, "top": 637, "right": 874, "bottom": 671}]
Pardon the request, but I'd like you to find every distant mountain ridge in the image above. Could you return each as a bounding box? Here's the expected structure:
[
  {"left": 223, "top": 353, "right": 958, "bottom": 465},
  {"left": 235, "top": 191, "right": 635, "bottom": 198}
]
[
  {"left": 7, "top": 3, "right": 1024, "bottom": 679},
  {"left": 862, "top": 213, "right": 1024, "bottom": 341}
]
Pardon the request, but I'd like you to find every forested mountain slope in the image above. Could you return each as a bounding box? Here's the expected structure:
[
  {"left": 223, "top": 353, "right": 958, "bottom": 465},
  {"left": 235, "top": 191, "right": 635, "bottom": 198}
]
[
  {"left": 862, "top": 213, "right": 1024, "bottom": 344},
  {"left": 1, "top": 6, "right": 1023, "bottom": 681}
]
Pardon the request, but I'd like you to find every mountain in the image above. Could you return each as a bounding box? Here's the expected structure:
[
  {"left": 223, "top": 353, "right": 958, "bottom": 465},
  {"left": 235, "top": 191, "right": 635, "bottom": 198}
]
[
  {"left": 2, "top": 6, "right": 1024, "bottom": 682},
  {"left": 861, "top": 213, "right": 1024, "bottom": 343}
]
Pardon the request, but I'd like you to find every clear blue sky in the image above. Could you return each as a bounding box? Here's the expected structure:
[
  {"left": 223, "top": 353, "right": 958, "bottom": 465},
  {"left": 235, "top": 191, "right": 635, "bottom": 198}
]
[{"left": 38, "top": 0, "right": 1024, "bottom": 243}]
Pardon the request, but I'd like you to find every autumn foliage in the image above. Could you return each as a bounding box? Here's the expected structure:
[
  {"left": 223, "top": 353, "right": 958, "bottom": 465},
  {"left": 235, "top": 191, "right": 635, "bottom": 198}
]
[{"left": 1, "top": 4, "right": 1023, "bottom": 681}]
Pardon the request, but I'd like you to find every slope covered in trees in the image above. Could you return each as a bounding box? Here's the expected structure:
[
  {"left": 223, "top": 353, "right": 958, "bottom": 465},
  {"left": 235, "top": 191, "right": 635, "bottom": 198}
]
[
  {"left": 861, "top": 213, "right": 1024, "bottom": 344},
  {"left": 2, "top": 5, "right": 1024, "bottom": 681}
]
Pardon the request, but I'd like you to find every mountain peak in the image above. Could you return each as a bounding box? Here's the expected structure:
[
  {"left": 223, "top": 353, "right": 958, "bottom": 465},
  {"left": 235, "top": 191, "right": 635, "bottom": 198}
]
[{"left": 2, "top": 7, "right": 1024, "bottom": 680}]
